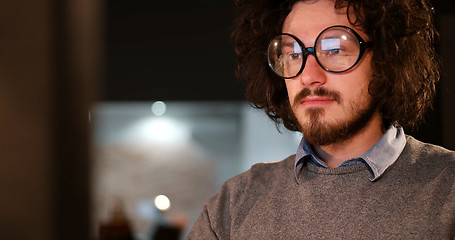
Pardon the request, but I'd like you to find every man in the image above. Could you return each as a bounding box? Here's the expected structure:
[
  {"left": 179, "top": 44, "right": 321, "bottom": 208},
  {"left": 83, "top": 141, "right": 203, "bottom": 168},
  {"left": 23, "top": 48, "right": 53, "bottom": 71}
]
[{"left": 188, "top": 0, "right": 455, "bottom": 238}]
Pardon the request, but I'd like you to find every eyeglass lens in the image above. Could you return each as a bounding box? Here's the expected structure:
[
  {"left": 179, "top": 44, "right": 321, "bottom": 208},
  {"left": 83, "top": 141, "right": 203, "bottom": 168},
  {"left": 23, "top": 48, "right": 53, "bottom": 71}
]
[{"left": 267, "top": 26, "right": 363, "bottom": 78}]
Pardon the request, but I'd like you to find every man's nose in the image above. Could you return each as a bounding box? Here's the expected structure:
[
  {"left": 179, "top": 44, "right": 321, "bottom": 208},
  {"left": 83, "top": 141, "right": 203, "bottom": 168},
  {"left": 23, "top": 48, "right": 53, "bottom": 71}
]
[{"left": 296, "top": 55, "right": 327, "bottom": 87}]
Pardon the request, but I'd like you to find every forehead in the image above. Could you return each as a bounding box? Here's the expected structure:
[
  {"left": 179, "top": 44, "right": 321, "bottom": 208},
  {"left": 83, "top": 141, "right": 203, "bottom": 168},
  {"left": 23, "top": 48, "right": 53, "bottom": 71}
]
[{"left": 283, "top": 0, "right": 365, "bottom": 42}]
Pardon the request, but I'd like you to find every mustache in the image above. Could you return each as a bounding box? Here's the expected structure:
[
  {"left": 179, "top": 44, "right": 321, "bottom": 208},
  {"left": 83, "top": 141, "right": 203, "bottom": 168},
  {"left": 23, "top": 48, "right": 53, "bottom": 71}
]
[{"left": 293, "top": 87, "right": 341, "bottom": 107}]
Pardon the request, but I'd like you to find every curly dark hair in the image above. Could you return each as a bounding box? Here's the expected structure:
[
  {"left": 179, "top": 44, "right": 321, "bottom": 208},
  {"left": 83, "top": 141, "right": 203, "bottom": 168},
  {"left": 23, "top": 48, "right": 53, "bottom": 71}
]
[{"left": 231, "top": 0, "right": 440, "bottom": 131}]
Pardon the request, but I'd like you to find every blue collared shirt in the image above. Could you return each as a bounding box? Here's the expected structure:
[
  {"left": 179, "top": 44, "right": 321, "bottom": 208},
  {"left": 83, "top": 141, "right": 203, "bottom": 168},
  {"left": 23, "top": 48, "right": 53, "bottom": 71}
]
[{"left": 294, "top": 125, "right": 407, "bottom": 183}]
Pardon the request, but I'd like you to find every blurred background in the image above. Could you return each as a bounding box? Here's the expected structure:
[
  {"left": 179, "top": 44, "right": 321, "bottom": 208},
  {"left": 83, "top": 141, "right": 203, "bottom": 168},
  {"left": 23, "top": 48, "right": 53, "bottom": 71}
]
[{"left": 0, "top": 0, "right": 454, "bottom": 239}]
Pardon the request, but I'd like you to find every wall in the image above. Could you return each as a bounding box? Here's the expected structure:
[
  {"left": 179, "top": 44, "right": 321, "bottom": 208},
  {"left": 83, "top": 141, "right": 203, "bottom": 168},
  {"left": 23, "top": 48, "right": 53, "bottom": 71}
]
[{"left": 91, "top": 101, "right": 300, "bottom": 239}]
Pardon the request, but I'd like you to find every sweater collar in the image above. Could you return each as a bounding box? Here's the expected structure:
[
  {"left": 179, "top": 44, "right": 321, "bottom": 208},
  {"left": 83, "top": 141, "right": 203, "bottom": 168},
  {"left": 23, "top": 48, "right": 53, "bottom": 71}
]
[{"left": 294, "top": 125, "right": 406, "bottom": 183}]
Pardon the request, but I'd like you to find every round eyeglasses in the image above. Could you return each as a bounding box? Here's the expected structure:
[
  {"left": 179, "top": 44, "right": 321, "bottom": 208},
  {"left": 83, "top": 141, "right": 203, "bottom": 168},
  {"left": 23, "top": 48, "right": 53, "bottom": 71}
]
[{"left": 267, "top": 25, "right": 373, "bottom": 79}]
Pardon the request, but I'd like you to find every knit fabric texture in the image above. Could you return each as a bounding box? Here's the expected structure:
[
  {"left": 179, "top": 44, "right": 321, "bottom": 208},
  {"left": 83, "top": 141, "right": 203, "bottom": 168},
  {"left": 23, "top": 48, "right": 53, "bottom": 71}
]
[{"left": 187, "top": 136, "right": 455, "bottom": 239}]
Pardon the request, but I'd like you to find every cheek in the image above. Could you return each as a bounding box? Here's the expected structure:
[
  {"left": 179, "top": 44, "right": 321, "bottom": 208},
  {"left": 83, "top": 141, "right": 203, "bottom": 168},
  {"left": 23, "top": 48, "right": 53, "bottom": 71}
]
[
  {"left": 285, "top": 80, "right": 299, "bottom": 103},
  {"left": 339, "top": 66, "right": 374, "bottom": 103},
  {"left": 342, "top": 81, "right": 372, "bottom": 110}
]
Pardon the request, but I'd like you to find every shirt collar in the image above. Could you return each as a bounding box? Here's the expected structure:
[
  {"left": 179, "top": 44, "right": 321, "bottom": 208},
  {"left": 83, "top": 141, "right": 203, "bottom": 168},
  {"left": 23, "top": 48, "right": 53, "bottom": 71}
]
[{"left": 294, "top": 125, "right": 406, "bottom": 183}]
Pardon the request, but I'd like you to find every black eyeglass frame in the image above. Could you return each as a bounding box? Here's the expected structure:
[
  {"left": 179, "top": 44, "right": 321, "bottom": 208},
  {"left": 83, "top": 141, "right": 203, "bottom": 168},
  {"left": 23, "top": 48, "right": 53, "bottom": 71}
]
[{"left": 267, "top": 25, "right": 373, "bottom": 79}]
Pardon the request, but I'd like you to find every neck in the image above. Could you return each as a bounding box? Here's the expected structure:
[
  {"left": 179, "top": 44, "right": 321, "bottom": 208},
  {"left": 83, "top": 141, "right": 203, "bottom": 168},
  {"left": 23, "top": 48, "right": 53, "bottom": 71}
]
[{"left": 312, "top": 112, "right": 385, "bottom": 168}]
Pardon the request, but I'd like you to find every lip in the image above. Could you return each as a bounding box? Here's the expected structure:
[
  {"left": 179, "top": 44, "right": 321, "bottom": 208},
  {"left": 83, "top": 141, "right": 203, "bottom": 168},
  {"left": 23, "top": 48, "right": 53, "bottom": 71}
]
[{"left": 301, "top": 96, "right": 336, "bottom": 106}]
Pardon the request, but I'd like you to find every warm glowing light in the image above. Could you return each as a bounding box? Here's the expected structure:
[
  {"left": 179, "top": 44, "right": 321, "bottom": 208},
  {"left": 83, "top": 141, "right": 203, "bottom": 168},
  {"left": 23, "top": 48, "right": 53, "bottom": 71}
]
[
  {"left": 151, "top": 101, "right": 167, "bottom": 116},
  {"left": 125, "top": 117, "right": 190, "bottom": 144},
  {"left": 154, "top": 195, "right": 171, "bottom": 211}
]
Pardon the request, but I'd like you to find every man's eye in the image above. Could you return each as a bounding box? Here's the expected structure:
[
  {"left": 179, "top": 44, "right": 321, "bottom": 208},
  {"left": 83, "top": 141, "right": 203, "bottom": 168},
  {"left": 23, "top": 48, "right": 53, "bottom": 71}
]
[
  {"left": 288, "top": 53, "right": 302, "bottom": 60},
  {"left": 326, "top": 49, "right": 342, "bottom": 55}
]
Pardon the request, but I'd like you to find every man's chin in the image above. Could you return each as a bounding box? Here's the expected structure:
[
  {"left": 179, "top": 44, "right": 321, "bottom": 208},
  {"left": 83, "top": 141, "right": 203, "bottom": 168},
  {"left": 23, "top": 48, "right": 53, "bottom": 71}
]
[
  {"left": 297, "top": 106, "right": 377, "bottom": 146},
  {"left": 300, "top": 121, "right": 338, "bottom": 146}
]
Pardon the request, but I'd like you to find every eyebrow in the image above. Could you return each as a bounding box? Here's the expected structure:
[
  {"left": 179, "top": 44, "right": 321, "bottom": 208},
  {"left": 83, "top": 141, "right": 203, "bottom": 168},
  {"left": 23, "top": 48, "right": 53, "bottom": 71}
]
[{"left": 282, "top": 40, "right": 295, "bottom": 47}]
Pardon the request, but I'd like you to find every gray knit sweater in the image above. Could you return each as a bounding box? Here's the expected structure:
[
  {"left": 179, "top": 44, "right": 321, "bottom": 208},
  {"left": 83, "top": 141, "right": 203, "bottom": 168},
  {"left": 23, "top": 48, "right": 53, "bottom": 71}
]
[{"left": 187, "top": 136, "right": 455, "bottom": 239}]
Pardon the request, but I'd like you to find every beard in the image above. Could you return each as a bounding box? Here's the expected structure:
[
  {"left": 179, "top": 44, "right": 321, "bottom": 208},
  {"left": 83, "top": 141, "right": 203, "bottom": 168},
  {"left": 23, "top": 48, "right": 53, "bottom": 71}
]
[{"left": 292, "top": 87, "right": 377, "bottom": 146}]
